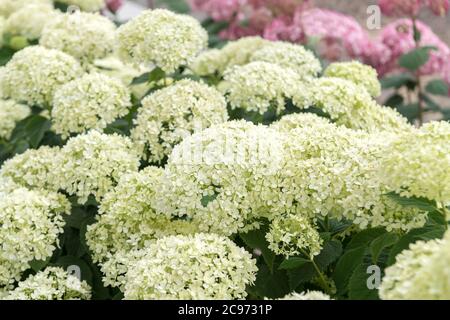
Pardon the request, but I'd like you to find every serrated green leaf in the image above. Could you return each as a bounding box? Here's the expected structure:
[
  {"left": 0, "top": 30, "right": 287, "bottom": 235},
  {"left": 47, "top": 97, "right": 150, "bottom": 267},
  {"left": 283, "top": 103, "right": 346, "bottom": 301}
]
[
  {"left": 286, "top": 263, "right": 316, "bottom": 291},
  {"left": 333, "top": 247, "right": 366, "bottom": 295},
  {"left": 249, "top": 264, "right": 290, "bottom": 299},
  {"left": 279, "top": 257, "right": 310, "bottom": 270},
  {"left": 239, "top": 226, "right": 275, "bottom": 272},
  {"left": 348, "top": 263, "right": 380, "bottom": 300},
  {"left": 29, "top": 256, "right": 51, "bottom": 272},
  {"left": 385, "top": 192, "right": 438, "bottom": 212},
  {"left": 346, "top": 228, "right": 387, "bottom": 251},
  {"left": 315, "top": 239, "right": 342, "bottom": 270},
  {"left": 370, "top": 233, "right": 399, "bottom": 263}
]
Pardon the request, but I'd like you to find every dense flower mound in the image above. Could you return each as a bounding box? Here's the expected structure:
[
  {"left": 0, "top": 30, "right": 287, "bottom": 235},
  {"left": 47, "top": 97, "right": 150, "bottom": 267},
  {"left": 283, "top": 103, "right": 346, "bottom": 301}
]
[
  {"left": 381, "top": 121, "right": 450, "bottom": 203},
  {"left": 249, "top": 41, "right": 322, "bottom": 81},
  {"left": 40, "top": 12, "right": 116, "bottom": 63},
  {"left": 323, "top": 61, "right": 381, "bottom": 97},
  {"left": 279, "top": 291, "right": 332, "bottom": 300},
  {"left": 123, "top": 233, "right": 258, "bottom": 300},
  {"left": 55, "top": 130, "right": 140, "bottom": 204},
  {"left": 4, "top": 3, "right": 59, "bottom": 41},
  {"left": 222, "top": 61, "right": 299, "bottom": 114},
  {"left": 56, "top": 0, "right": 106, "bottom": 12},
  {"left": 0, "top": 188, "right": 70, "bottom": 290},
  {"left": 155, "top": 120, "right": 285, "bottom": 235},
  {"left": 3, "top": 267, "right": 91, "bottom": 300},
  {"left": 131, "top": 79, "right": 228, "bottom": 163},
  {"left": 0, "top": 99, "right": 29, "bottom": 139},
  {"left": 266, "top": 214, "right": 323, "bottom": 258},
  {"left": 0, "top": 146, "right": 61, "bottom": 191},
  {"left": 270, "top": 112, "right": 335, "bottom": 133},
  {"left": 51, "top": 73, "right": 132, "bottom": 138},
  {"left": 190, "top": 36, "right": 270, "bottom": 76},
  {"left": 0, "top": 0, "right": 52, "bottom": 17},
  {"left": 116, "top": 9, "right": 208, "bottom": 73},
  {"left": 380, "top": 229, "right": 450, "bottom": 299},
  {"left": 86, "top": 167, "right": 198, "bottom": 287},
  {"left": 0, "top": 46, "right": 83, "bottom": 106}
]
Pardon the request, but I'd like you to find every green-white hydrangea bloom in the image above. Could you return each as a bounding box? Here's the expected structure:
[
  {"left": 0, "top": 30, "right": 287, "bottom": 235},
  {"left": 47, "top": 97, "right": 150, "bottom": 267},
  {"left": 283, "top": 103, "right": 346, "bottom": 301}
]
[
  {"left": 117, "top": 9, "right": 208, "bottom": 73},
  {"left": 190, "top": 37, "right": 270, "bottom": 76},
  {"left": 324, "top": 61, "right": 381, "bottom": 97},
  {"left": 51, "top": 73, "right": 132, "bottom": 138},
  {"left": 4, "top": 3, "right": 59, "bottom": 40},
  {"left": 86, "top": 167, "right": 199, "bottom": 288},
  {"left": 3, "top": 267, "right": 91, "bottom": 300},
  {"left": 379, "top": 231, "right": 450, "bottom": 300},
  {"left": 279, "top": 291, "right": 332, "bottom": 300},
  {"left": 131, "top": 79, "right": 228, "bottom": 163},
  {"left": 0, "top": 188, "right": 70, "bottom": 290},
  {"left": 40, "top": 12, "right": 116, "bottom": 63},
  {"left": 56, "top": 0, "right": 105, "bottom": 12},
  {"left": 155, "top": 121, "right": 286, "bottom": 236},
  {"left": 0, "top": 146, "right": 62, "bottom": 190},
  {"left": 0, "top": 0, "right": 52, "bottom": 17},
  {"left": 0, "top": 17, "right": 5, "bottom": 48},
  {"left": 221, "top": 61, "right": 299, "bottom": 115},
  {"left": 250, "top": 41, "right": 322, "bottom": 81},
  {"left": 266, "top": 214, "right": 323, "bottom": 258},
  {"left": 55, "top": 130, "right": 140, "bottom": 204},
  {"left": 0, "top": 46, "right": 83, "bottom": 106},
  {"left": 123, "top": 233, "right": 258, "bottom": 300},
  {"left": 381, "top": 121, "right": 450, "bottom": 203},
  {"left": 0, "top": 99, "right": 30, "bottom": 140},
  {"left": 270, "top": 113, "right": 334, "bottom": 133}
]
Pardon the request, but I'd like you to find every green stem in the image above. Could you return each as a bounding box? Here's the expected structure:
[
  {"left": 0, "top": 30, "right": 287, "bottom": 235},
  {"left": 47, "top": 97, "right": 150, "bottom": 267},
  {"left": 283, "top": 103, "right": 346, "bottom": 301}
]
[
  {"left": 412, "top": 17, "right": 425, "bottom": 126},
  {"left": 300, "top": 249, "right": 331, "bottom": 295}
]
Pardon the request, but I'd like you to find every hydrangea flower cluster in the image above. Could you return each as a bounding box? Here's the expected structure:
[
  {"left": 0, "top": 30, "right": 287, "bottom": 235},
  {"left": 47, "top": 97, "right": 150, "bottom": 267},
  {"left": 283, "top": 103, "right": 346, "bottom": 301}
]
[
  {"left": 0, "top": 46, "right": 83, "bottom": 106},
  {"left": 56, "top": 0, "right": 106, "bottom": 12},
  {"left": 0, "top": 0, "right": 52, "bottom": 17},
  {"left": 0, "top": 188, "right": 70, "bottom": 290},
  {"left": 51, "top": 73, "right": 132, "bottom": 138},
  {"left": 117, "top": 9, "right": 208, "bottom": 73},
  {"left": 131, "top": 79, "right": 228, "bottom": 163},
  {"left": 123, "top": 233, "right": 258, "bottom": 300},
  {"left": 0, "top": 99, "right": 29, "bottom": 139},
  {"left": 379, "top": 0, "right": 449, "bottom": 17},
  {"left": 3, "top": 267, "right": 91, "bottom": 300},
  {"left": 279, "top": 291, "right": 332, "bottom": 300},
  {"left": 40, "top": 12, "right": 116, "bottom": 63}
]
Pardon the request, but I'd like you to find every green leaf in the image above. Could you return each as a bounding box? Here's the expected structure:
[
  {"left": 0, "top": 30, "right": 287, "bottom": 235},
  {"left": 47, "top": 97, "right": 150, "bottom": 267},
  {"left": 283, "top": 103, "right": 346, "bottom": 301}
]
[
  {"left": 279, "top": 257, "right": 310, "bottom": 270},
  {"left": 156, "top": 0, "right": 190, "bottom": 13},
  {"left": 396, "top": 103, "right": 419, "bottom": 123},
  {"left": 239, "top": 226, "right": 276, "bottom": 272},
  {"left": 384, "top": 94, "right": 404, "bottom": 108},
  {"left": 346, "top": 228, "right": 387, "bottom": 251},
  {"left": 29, "top": 256, "right": 51, "bottom": 272},
  {"left": 385, "top": 192, "right": 438, "bottom": 212},
  {"left": 333, "top": 246, "right": 367, "bottom": 295},
  {"left": 380, "top": 74, "right": 415, "bottom": 89},
  {"left": 425, "top": 79, "right": 449, "bottom": 96},
  {"left": 200, "top": 194, "right": 218, "bottom": 207},
  {"left": 315, "top": 239, "right": 343, "bottom": 270},
  {"left": 421, "top": 93, "right": 442, "bottom": 111},
  {"left": 286, "top": 263, "right": 316, "bottom": 291},
  {"left": 249, "top": 264, "right": 290, "bottom": 299},
  {"left": 65, "top": 207, "right": 93, "bottom": 229},
  {"left": 10, "top": 115, "right": 51, "bottom": 149},
  {"left": 0, "top": 46, "right": 15, "bottom": 66},
  {"left": 398, "top": 46, "right": 435, "bottom": 71},
  {"left": 131, "top": 72, "right": 151, "bottom": 85},
  {"left": 348, "top": 263, "right": 380, "bottom": 300},
  {"left": 148, "top": 67, "right": 166, "bottom": 83},
  {"left": 370, "top": 233, "right": 399, "bottom": 263}
]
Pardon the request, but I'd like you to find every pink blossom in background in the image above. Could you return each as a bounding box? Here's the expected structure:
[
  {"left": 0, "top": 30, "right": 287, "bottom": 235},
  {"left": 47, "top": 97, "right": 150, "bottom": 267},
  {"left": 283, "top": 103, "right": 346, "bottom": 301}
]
[
  {"left": 106, "top": 0, "right": 123, "bottom": 13},
  {"left": 263, "top": 16, "right": 304, "bottom": 42},
  {"left": 425, "top": 0, "right": 450, "bottom": 16},
  {"left": 188, "top": 0, "right": 243, "bottom": 21},
  {"left": 378, "top": 0, "right": 450, "bottom": 17},
  {"left": 377, "top": 19, "right": 450, "bottom": 76}
]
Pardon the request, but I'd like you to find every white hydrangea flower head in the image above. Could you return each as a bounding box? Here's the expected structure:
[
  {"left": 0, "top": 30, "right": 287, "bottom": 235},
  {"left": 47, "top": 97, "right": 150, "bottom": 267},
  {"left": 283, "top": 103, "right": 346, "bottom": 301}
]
[
  {"left": 86, "top": 167, "right": 199, "bottom": 287},
  {"left": 0, "top": 99, "right": 30, "bottom": 139},
  {"left": 266, "top": 214, "right": 323, "bottom": 258},
  {"left": 123, "top": 233, "right": 258, "bottom": 300},
  {"left": 40, "top": 12, "right": 116, "bottom": 63},
  {"left": 250, "top": 41, "right": 322, "bottom": 81},
  {"left": 56, "top": 130, "right": 140, "bottom": 204},
  {"left": 0, "top": 188, "right": 70, "bottom": 290},
  {"left": 56, "top": 0, "right": 106, "bottom": 12},
  {"left": 221, "top": 61, "right": 299, "bottom": 115},
  {"left": 324, "top": 61, "right": 381, "bottom": 97},
  {"left": 381, "top": 121, "right": 450, "bottom": 203},
  {"left": 116, "top": 9, "right": 208, "bottom": 73},
  {"left": 0, "top": 146, "right": 62, "bottom": 191},
  {"left": 3, "top": 267, "right": 91, "bottom": 300},
  {"left": 279, "top": 291, "right": 332, "bottom": 300},
  {"left": 5, "top": 3, "right": 59, "bottom": 40},
  {"left": 190, "top": 37, "right": 270, "bottom": 76},
  {"left": 0, "top": 46, "right": 83, "bottom": 106},
  {"left": 131, "top": 79, "right": 228, "bottom": 163},
  {"left": 0, "top": 0, "right": 52, "bottom": 17},
  {"left": 379, "top": 233, "right": 450, "bottom": 300},
  {"left": 51, "top": 73, "right": 132, "bottom": 138},
  {"left": 155, "top": 121, "right": 286, "bottom": 235},
  {"left": 270, "top": 113, "right": 334, "bottom": 133}
]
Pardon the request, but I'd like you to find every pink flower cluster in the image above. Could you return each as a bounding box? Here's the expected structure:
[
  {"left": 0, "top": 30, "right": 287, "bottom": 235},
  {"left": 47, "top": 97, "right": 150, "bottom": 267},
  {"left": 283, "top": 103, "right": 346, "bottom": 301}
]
[
  {"left": 106, "top": 0, "right": 123, "bottom": 13},
  {"left": 379, "top": 0, "right": 449, "bottom": 17}
]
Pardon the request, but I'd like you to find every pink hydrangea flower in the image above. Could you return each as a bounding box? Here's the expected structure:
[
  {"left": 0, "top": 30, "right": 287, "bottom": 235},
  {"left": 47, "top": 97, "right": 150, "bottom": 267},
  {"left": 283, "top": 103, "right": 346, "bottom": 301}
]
[
  {"left": 378, "top": 0, "right": 449, "bottom": 17},
  {"left": 106, "top": 0, "right": 123, "bottom": 13},
  {"left": 188, "top": 0, "right": 243, "bottom": 21},
  {"left": 425, "top": 0, "right": 450, "bottom": 16}
]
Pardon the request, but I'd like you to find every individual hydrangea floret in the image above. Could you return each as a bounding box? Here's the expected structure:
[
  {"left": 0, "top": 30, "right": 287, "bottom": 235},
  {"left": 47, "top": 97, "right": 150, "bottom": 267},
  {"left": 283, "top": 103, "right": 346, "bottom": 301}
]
[
  {"left": 131, "top": 79, "right": 228, "bottom": 163},
  {"left": 51, "top": 73, "right": 132, "bottom": 138},
  {"left": 3, "top": 267, "right": 91, "bottom": 300},
  {"left": 0, "top": 99, "right": 29, "bottom": 140},
  {"left": 55, "top": 130, "right": 140, "bottom": 204},
  {"left": 0, "top": 46, "right": 83, "bottom": 106},
  {"left": 116, "top": 9, "right": 208, "bottom": 73},
  {"left": 123, "top": 233, "right": 258, "bottom": 300},
  {"left": 324, "top": 61, "right": 381, "bottom": 97},
  {"left": 40, "top": 12, "right": 116, "bottom": 63}
]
